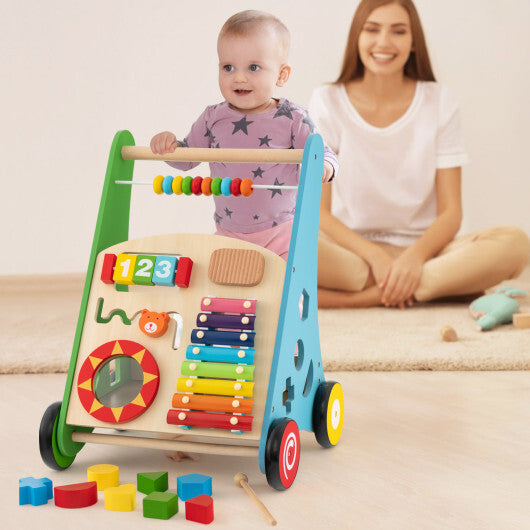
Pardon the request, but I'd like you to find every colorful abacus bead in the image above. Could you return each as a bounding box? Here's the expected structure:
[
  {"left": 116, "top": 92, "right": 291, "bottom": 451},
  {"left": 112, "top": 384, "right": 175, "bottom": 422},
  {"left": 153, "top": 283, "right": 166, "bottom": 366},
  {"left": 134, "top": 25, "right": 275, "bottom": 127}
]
[
  {"left": 172, "top": 176, "right": 183, "bottom": 195},
  {"left": 240, "top": 178, "right": 254, "bottom": 197},
  {"left": 211, "top": 177, "right": 222, "bottom": 196},
  {"left": 201, "top": 177, "right": 212, "bottom": 196},
  {"left": 231, "top": 178, "right": 242, "bottom": 196},
  {"left": 162, "top": 176, "right": 174, "bottom": 195},
  {"left": 191, "top": 177, "right": 203, "bottom": 195},
  {"left": 182, "top": 176, "right": 193, "bottom": 195},
  {"left": 220, "top": 178, "right": 232, "bottom": 197},
  {"left": 153, "top": 175, "right": 165, "bottom": 195}
]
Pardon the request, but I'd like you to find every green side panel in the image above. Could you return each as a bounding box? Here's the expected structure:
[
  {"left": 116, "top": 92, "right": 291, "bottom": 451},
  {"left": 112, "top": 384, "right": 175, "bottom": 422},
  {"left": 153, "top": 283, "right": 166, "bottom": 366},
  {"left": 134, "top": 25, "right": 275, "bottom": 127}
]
[{"left": 57, "top": 130, "right": 135, "bottom": 457}]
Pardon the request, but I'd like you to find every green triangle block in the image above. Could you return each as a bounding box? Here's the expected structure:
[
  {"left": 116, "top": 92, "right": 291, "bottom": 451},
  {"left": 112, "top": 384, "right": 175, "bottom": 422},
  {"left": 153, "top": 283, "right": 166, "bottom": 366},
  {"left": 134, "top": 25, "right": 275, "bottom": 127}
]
[
  {"left": 137, "top": 472, "right": 169, "bottom": 494},
  {"left": 143, "top": 491, "right": 179, "bottom": 520}
]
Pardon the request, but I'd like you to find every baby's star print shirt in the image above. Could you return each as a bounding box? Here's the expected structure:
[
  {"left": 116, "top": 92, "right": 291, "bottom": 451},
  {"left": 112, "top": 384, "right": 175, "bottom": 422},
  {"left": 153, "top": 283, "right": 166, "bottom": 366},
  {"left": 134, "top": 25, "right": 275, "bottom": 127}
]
[{"left": 166, "top": 99, "right": 338, "bottom": 233}]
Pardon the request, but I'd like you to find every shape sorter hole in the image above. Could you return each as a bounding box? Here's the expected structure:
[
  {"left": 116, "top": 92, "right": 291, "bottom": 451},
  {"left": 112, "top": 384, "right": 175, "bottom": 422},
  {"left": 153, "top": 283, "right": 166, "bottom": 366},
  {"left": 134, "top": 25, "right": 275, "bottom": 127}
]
[
  {"left": 299, "top": 289, "right": 309, "bottom": 321},
  {"left": 282, "top": 378, "right": 294, "bottom": 413},
  {"left": 302, "top": 360, "right": 314, "bottom": 398},
  {"left": 294, "top": 340, "right": 304, "bottom": 370},
  {"left": 94, "top": 356, "right": 144, "bottom": 408}
]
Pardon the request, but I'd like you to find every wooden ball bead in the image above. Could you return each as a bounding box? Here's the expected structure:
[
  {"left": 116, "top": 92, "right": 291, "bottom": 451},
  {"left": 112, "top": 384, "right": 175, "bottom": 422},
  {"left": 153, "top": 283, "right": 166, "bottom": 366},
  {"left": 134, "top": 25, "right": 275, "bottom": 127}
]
[
  {"left": 211, "top": 177, "right": 222, "bottom": 196},
  {"left": 240, "top": 178, "right": 254, "bottom": 197},
  {"left": 231, "top": 178, "right": 242, "bottom": 196},
  {"left": 201, "top": 176, "right": 212, "bottom": 196},
  {"left": 172, "top": 175, "right": 183, "bottom": 195},
  {"left": 153, "top": 175, "right": 164, "bottom": 195},
  {"left": 162, "top": 175, "right": 174, "bottom": 194},
  {"left": 191, "top": 176, "right": 203, "bottom": 195},
  {"left": 181, "top": 176, "right": 193, "bottom": 195},
  {"left": 221, "top": 177, "right": 232, "bottom": 196}
]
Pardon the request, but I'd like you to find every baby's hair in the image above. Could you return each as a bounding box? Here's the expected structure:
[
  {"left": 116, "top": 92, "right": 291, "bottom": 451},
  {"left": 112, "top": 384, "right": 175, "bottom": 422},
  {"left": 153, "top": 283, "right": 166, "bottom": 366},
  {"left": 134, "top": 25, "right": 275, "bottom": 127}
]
[{"left": 219, "top": 10, "right": 290, "bottom": 60}]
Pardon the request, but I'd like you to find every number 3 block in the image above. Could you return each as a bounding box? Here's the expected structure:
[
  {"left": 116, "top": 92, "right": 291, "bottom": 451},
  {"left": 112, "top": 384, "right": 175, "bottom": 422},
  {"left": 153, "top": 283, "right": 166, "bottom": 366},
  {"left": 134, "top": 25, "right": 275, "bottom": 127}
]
[
  {"left": 132, "top": 255, "right": 156, "bottom": 286},
  {"left": 152, "top": 256, "right": 178, "bottom": 286}
]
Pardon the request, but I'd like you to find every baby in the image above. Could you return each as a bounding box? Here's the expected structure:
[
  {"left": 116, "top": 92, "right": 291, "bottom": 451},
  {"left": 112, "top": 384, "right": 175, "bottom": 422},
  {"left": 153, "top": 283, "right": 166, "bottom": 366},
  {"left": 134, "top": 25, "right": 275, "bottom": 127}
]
[{"left": 151, "top": 10, "right": 338, "bottom": 260}]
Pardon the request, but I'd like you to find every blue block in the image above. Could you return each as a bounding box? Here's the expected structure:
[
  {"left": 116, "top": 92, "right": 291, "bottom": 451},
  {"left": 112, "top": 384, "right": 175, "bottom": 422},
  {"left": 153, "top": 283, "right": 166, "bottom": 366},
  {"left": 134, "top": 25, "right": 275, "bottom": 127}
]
[
  {"left": 177, "top": 474, "right": 212, "bottom": 501},
  {"left": 19, "top": 477, "right": 53, "bottom": 506},
  {"left": 152, "top": 255, "right": 178, "bottom": 286}
]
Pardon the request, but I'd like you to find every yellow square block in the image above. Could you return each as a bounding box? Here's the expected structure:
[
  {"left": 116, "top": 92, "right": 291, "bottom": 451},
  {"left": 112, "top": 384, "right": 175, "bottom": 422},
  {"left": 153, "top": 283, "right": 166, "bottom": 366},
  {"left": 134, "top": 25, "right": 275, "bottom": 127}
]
[
  {"left": 104, "top": 484, "right": 136, "bottom": 511},
  {"left": 87, "top": 463, "right": 119, "bottom": 491},
  {"left": 113, "top": 254, "right": 137, "bottom": 285}
]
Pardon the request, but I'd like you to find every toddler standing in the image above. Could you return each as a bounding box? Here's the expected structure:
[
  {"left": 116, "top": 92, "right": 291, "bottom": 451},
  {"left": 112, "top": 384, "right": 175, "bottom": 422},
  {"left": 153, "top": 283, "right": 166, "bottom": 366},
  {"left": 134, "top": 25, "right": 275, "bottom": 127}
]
[{"left": 151, "top": 10, "right": 338, "bottom": 260}]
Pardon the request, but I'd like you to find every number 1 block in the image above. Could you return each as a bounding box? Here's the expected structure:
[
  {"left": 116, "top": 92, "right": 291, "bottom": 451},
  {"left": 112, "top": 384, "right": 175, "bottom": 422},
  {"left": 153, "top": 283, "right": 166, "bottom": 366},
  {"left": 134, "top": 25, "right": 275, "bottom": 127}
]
[
  {"left": 152, "top": 256, "right": 178, "bottom": 286},
  {"left": 133, "top": 255, "right": 156, "bottom": 286},
  {"left": 113, "top": 254, "right": 137, "bottom": 285}
]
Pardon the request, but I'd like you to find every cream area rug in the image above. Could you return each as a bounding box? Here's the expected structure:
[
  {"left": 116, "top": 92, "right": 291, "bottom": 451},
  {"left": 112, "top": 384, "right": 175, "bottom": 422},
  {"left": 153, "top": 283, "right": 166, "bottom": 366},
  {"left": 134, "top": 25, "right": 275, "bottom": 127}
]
[{"left": 1, "top": 269, "right": 529, "bottom": 373}]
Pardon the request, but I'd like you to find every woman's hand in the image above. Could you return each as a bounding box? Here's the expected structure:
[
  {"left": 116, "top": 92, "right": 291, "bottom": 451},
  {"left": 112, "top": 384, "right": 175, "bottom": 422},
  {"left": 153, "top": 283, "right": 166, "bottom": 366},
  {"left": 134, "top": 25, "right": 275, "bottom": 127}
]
[
  {"left": 366, "top": 247, "right": 394, "bottom": 291},
  {"left": 380, "top": 248, "right": 424, "bottom": 308},
  {"left": 322, "top": 161, "right": 334, "bottom": 183},
  {"left": 150, "top": 131, "right": 179, "bottom": 155}
]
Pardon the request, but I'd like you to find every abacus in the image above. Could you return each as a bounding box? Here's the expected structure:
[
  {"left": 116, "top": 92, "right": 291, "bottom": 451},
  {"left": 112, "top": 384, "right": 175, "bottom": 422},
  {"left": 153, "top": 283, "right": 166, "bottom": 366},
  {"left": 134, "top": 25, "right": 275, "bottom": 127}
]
[{"left": 39, "top": 130, "right": 344, "bottom": 491}]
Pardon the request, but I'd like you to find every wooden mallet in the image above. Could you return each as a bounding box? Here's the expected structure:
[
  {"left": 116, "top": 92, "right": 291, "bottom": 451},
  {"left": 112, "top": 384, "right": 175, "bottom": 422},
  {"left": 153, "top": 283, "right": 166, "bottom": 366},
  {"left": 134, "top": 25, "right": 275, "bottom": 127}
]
[{"left": 234, "top": 473, "right": 277, "bottom": 526}]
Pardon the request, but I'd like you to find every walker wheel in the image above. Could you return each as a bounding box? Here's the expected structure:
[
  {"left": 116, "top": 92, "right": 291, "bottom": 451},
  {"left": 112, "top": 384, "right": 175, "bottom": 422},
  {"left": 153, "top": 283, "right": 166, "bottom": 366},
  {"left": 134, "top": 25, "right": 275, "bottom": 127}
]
[
  {"left": 39, "top": 401, "right": 75, "bottom": 470},
  {"left": 265, "top": 418, "right": 300, "bottom": 490},
  {"left": 312, "top": 381, "right": 344, "bottom": 448}
]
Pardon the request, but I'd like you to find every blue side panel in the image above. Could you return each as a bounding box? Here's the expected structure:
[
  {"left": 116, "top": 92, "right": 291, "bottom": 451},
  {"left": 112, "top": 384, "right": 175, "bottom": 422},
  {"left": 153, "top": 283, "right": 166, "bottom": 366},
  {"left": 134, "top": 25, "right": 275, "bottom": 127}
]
[{"left": 258, "top": 134, "right": 326, "bottom": 473}]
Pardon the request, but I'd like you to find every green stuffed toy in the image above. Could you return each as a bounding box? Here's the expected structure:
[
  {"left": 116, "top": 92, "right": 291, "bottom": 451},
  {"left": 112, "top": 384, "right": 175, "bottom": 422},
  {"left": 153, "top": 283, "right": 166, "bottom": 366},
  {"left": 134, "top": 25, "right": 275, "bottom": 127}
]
[{"left": 469, "top": 286, "right": 527, "bottom": 331}]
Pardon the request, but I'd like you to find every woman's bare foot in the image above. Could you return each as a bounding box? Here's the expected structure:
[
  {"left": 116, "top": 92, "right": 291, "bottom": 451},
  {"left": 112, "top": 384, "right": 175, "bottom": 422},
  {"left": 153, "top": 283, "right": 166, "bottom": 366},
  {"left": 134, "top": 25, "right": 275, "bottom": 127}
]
[{"left": 166, "top": 450, "right": 198, "bottom": 462}]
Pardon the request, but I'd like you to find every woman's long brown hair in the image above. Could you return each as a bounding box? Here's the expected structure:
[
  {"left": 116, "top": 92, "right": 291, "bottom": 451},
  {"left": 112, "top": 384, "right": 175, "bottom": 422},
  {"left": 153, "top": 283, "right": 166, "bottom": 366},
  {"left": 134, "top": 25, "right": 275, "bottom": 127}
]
[{"left": 336, "top": 0, "right": 436, "bottom": 83}]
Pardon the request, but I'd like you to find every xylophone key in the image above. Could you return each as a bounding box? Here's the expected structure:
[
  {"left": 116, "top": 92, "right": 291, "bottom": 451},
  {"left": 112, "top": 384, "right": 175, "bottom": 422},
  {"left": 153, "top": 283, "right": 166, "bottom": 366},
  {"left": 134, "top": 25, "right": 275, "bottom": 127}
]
[
  {"left": 191, "top": 329, "right": 255, "bottom": 348},
  {"left": 181, "top": 361, "right": 254, "bottom": 381},
  {"left": 185, "top": 345, "right": 255, "bottom": 364},
  {"left": 200, "top": 297, "right": 256, "bottom": 314},
  {"left": 167, "top": 409, "right": 253, "bottom": 431},
  {"left": 196, "top": 313, "right": 255, "bottom": 330}
]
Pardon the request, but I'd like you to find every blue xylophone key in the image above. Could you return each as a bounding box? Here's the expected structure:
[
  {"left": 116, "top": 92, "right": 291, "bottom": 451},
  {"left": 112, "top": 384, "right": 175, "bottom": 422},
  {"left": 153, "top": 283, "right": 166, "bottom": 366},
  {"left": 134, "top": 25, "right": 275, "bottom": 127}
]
[
  {"left": 196, "top": 313, "right": 256, "bottom": 330},
  {"left": 186, "top": 344, "right": 255, "bottom": 364},
  {"left": 191, "top": 329, "right": 255, "bottom": 348}
]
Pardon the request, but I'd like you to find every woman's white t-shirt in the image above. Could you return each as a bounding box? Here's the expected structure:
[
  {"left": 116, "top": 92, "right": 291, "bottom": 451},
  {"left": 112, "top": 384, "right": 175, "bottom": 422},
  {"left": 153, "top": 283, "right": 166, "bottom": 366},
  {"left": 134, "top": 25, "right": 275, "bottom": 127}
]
[{"left": 309, "top": 81, "right": 469, "bottom": 246}]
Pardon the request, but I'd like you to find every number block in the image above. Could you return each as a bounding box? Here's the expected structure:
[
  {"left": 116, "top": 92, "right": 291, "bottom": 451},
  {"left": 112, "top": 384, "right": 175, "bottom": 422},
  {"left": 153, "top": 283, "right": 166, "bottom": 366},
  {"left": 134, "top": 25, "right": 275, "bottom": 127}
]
[
  {"left": 113, "top": 254, "right": 137, "bottom": 285},
  {"left": 152, "top": 255, "right": 178, "bottom": 286},
  {"left": 133, "top": 255, "right": 156, "bottom": 285},
  {"left": 175, "top": 257, "right": 193, "bottom": 288}
]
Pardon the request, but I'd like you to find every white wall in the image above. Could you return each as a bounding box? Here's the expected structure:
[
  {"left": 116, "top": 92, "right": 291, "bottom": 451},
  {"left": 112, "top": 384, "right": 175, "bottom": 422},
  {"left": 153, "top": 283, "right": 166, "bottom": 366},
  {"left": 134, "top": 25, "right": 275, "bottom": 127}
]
[{"left": 2, "top": 0, "right": 529, "bottom": 275}]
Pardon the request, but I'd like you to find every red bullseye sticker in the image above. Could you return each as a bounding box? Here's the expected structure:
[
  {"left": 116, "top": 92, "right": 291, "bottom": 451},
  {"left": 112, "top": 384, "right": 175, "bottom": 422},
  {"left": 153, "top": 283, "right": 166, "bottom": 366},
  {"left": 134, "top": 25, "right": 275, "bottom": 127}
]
[{"left": 279, "top": 420, "right": 300, "bottom": 488}]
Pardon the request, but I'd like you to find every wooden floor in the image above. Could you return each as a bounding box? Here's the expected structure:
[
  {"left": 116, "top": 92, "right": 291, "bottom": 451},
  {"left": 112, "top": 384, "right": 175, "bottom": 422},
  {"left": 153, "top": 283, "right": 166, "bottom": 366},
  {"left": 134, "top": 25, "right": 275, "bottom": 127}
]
[{"left": 3, "top": 371, "right": 530, "bottom": 529}]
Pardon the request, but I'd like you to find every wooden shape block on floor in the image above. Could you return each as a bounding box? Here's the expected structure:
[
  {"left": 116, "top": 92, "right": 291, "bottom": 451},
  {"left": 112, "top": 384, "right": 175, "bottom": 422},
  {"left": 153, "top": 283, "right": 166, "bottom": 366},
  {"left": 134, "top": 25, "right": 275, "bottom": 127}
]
[
  {"left": 19, "top": 477, "right": 53, "bottom": 506},
  {"left": 143, "top": 491, "right": 179, "bottom": 520},
  {"left": 87, "top": 464, "right": 119, "bottom": 491},
  {"left": 513, "top": 313, "right": 530, "bottom": 329},
  {"left": 137, "top": 472, "right": 168, "bottom": 495},
  {"left": 54, "top": 481, "right": 98, "bottom": 508},
  {"left": 104, "top": 484, "right": 136, "bottom": 511},
  {"left": 185, "top": 494, "right": 214, "bottom": 524},
  {"left": 208, "top": 248, "right": 265, "bottom": 286},
  {"left": 177, "top": 474, "right": 212, "bottom": 501}
]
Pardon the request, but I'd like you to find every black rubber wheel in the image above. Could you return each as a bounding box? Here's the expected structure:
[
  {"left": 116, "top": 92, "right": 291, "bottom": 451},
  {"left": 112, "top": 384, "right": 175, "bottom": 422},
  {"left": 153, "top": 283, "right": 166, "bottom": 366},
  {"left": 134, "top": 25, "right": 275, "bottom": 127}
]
[
  {"left": 39, "top": 401, "right": 75, "bottom": 470},
  {"left": 265, "top": 418, "right": 300, "bottom": 491},
  {"left": 312, "top": 381, "right": 344, "bottom": 448}
]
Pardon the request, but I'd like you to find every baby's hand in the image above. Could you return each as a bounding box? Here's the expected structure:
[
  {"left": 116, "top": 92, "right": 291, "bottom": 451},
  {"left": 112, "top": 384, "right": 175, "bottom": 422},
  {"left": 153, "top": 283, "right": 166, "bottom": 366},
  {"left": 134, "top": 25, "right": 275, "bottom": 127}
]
[
  {"left": 322, "top": 161, "right": 334, "bottom": 183},
  {"left": 150, "top": 131, "right": 179, "bottom": 155}
]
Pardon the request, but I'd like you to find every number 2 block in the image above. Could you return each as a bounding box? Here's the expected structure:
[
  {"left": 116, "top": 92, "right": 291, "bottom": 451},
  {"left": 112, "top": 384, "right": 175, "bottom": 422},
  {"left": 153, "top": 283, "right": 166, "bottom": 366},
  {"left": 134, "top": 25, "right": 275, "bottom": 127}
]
[
  {"left": 113, "top": 254, "right": 137, "bottom": 285},
  {"left": 152, "top": 256, "right": 178, "bottom": 286},
  {"left": 132, "top": 255, "right": 156, "bottom": 285}
]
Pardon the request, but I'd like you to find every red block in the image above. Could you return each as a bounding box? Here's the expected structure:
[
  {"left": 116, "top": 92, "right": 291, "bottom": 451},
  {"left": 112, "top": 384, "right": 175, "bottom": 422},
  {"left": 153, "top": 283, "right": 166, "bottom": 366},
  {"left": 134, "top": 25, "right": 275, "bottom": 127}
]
[
  {"left": 175, "top": 257, "right": 193, "bottom": 288},
  {"left": 54, "top": 481, "right": 98, "bottom": 508},
  {"left": 101, "top": 254, "right": 116, "bottom": 284},
  {"left": 185, "top": 494, "right": 214, "bottom": 524}
]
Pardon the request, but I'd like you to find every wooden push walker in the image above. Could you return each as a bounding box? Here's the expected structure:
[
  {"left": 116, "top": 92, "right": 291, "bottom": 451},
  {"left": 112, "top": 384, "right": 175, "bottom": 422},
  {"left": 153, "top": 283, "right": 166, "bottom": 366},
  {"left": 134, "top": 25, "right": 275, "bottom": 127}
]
[{"left": 39, "top": 130, "right": 344, "bottom": 490}]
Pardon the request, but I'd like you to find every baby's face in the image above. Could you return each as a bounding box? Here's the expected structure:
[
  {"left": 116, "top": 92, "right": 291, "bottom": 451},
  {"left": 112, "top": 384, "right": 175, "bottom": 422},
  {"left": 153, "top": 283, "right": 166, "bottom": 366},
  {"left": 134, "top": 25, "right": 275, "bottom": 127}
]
[{"left": 218, "top": 29, "right": 289, "bottom": 113}]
